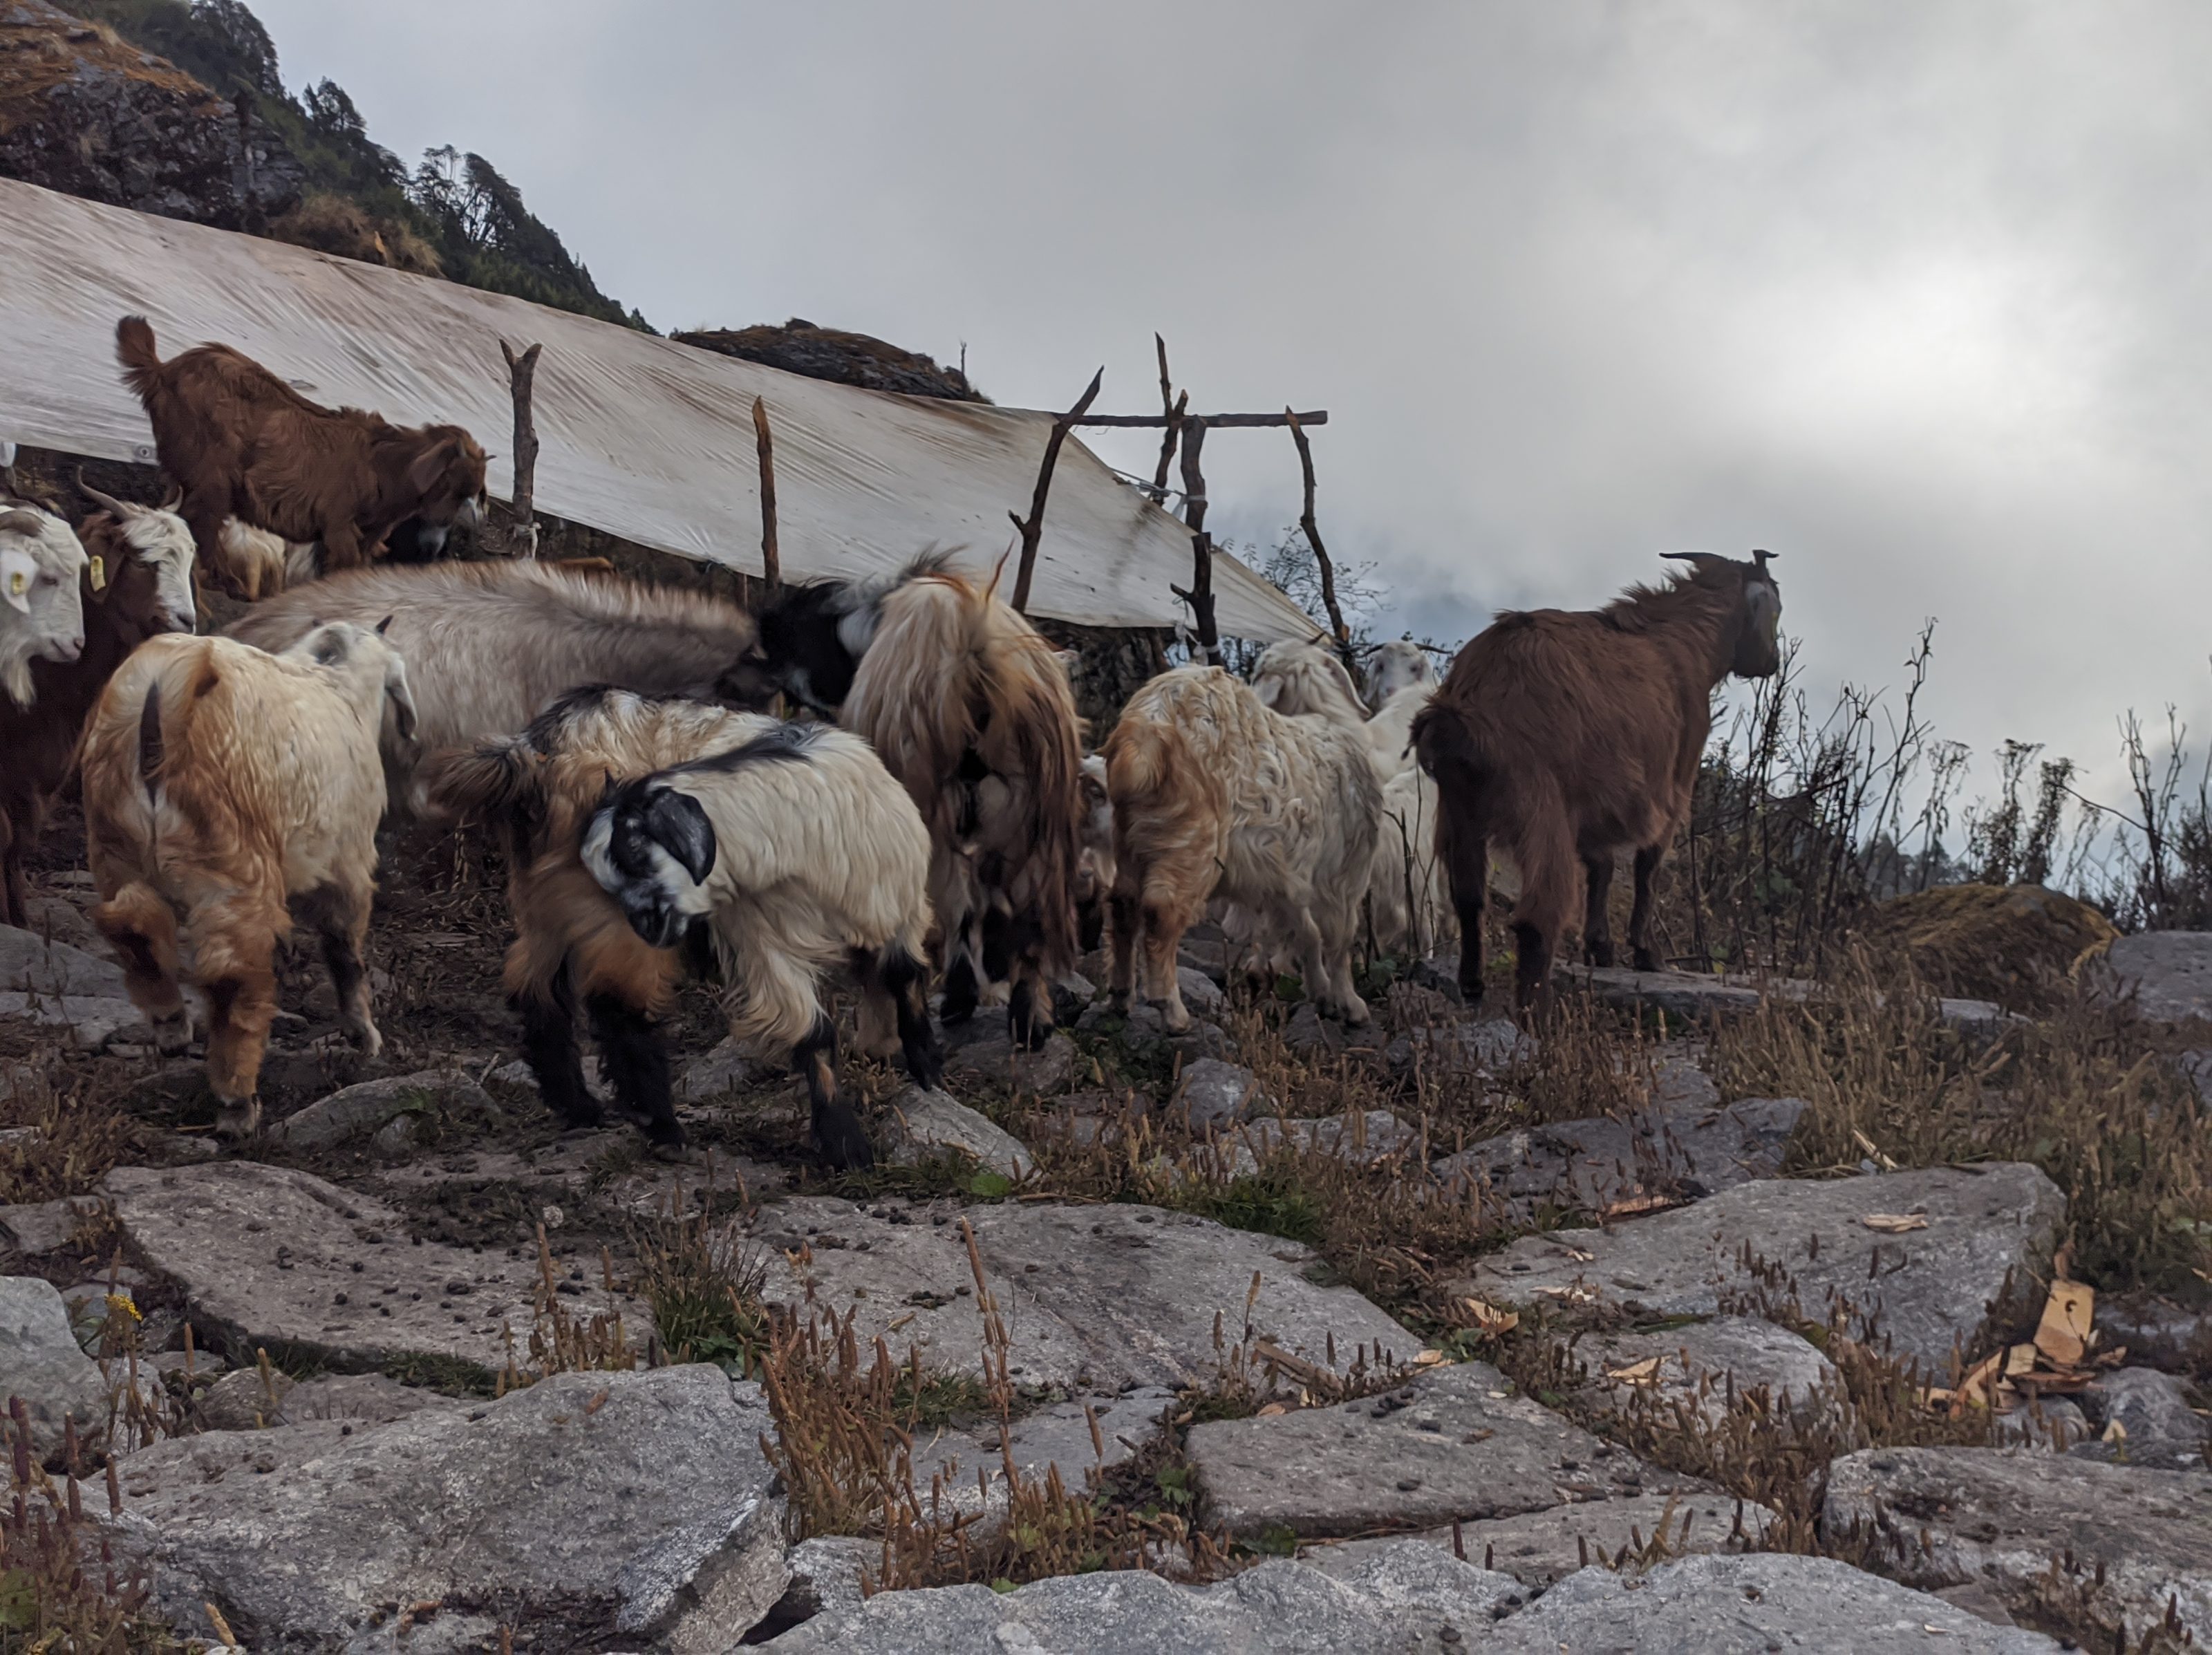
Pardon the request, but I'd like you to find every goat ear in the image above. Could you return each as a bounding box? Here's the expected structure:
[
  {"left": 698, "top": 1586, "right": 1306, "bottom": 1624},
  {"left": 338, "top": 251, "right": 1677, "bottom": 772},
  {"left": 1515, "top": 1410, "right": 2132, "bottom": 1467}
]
[
  {"left": 406, "top": 435, "right": 462, "bottom": 496},
  {"left": 310, "top": 626, "right": 350, "bottom": 667},
  {"left": 159, "top": 486, "right": 183, "bottom": 514},
  {"left": 641, "top": 788, "right": 716, "bottom": 886}
]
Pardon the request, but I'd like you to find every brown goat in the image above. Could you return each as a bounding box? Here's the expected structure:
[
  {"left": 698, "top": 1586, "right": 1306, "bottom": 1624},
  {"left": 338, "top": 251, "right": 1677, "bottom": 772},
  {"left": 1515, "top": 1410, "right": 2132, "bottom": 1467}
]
[
  {"left": 0, "top": 490, "right": 198, "bottom": 926},
  {"left": 1412, "top": 552, "right": 1782, "bottom": 1010},
  {"left": 115, "top": 315, "right": 487, "bottom": 588}
]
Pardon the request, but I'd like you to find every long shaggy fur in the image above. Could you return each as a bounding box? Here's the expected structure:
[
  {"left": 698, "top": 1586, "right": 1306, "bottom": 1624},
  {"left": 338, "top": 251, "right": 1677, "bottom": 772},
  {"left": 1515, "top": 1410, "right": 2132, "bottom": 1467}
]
[
  {"left": 1414, "top": 553, "right": 1782, "bottom": 1008},
  {"left": 769, "top": 550, "right": 1085, "bottom": 1047},
  {"left": 116, "top": 315, "right": 486, "bottom": 583},
  {"left": 227, "top": 559, "right": 767, "bottom": 810},
  {"left": 1104, "top": 664, "right": 1381, "bottom": 1032},
  {"left": 0, "top": 496, "right": 196, "bottom": 927},
  {"left": 80, "top": 625, "right": 411, "bottom": 1135}
]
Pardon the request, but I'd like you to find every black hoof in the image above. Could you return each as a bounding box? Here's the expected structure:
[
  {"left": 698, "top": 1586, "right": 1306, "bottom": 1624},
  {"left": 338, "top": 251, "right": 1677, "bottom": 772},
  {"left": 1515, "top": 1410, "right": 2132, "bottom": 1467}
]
[
  {"left": 939, "top": 955, "right": 980, "bottom": 1025},
  {"left": 814, "top": 1105, "right": 874, "bottom": 1174},
  {"left": 1631, "top": 948, "right": 1660, "bottom": 973}
]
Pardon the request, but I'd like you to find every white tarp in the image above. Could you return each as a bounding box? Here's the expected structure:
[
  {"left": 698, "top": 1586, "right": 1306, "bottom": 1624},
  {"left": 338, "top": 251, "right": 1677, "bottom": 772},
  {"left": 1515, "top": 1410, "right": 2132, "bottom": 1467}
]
[{"left": 0, "top": 177, "right": 1308, "bottom": 638}]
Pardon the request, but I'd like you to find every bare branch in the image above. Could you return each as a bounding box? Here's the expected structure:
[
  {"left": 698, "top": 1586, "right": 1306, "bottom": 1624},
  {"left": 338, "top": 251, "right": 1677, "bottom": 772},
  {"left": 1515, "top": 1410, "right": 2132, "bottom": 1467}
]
[
  {"left": 1285, "top": 406, "right": 1351, "bottom": 662},
  {"left": 1010, "top": 366, "right": 1105, "bottom": 614},
  {"left": 751, "top": 395, "right": 780, "bottom": 593},
  {"left": 497, "top": 339, "right": 543, "bottom": 557}
]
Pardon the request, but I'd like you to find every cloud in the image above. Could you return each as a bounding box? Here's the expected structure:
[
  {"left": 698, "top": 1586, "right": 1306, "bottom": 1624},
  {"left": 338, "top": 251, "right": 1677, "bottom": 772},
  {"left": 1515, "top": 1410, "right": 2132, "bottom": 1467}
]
[{"left": 250, "top": 0, "right": 2212, "bottom": 798}]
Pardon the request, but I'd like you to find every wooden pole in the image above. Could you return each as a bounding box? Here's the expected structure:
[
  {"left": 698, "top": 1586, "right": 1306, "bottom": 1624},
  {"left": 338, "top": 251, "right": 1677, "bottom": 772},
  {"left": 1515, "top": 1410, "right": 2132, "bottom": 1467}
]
[
  {"left": 1285, "top": 406, "right": 1352, "bottom": 663},
  {"left": 751, "top": 395, "right": 780, "bottom": 594},
  {"left": 1168, "top": 418, "right": 1219, "bottom": 660},
  {"left": 1009, "top": 366, "right": 1105, "bottom": 614},
  {"left": 498, "top": 340, "right": 543, "bottom": 557},
  {"left": 1149, "top": 333, "right": 1183, "bottom": 505}
]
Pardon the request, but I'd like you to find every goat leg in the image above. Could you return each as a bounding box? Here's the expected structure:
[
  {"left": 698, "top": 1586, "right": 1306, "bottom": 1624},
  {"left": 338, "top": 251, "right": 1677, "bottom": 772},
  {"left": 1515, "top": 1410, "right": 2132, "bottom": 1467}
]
[
  {"left": 879, "top": 942, "right": 944, "bottom": 1092},
  {"left": 1107, "top": 888, "right": 1141, "bottom": 1011},
  {"left": 795, "top": 1012, "right": 872, "bottom": 1172},
  {"left": 1581, "top": 853, "right": 1616, "bottom": 969},
  {"left": 939, "top": 946, "right": 982, "bottom": 1025},
  {"left": 517, "top": 961, "right": 600, "bottom": 1130},
  {"left": 585, "top": 991, "right": 682, "bottom": 1156},
  {"left": 300, "top": 881, "right": 381, "bottom": 1060},
  {"left": 1628, "top": 843, "right": 1665, "bottom": 973},
  {"left": 1438, "top": 825, "right": 1490, "bottom": 1008}
]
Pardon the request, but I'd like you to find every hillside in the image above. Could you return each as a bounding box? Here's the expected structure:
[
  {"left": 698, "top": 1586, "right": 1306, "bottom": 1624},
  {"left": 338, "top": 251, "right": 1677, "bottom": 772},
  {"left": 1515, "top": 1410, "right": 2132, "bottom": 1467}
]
[{"left": 0, "top": 0, "right": 646, "bottom": 327}]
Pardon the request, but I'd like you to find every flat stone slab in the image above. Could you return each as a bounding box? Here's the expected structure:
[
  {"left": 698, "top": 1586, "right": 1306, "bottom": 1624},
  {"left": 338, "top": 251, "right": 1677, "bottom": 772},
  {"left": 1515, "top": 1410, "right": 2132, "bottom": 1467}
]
[
  {"left": 967, "top": 1201, "right": 1415, "bottom": 1390},
  {"left": 0, "top": 1195, "right": 105, "bottom": 1256},
  {"left": 1824, "top": 1446, "right": 2212, "bottom": 1644},
  {"left": 1170, "top": 1058, "right": 1268, "bottom": 1132},
  {"left": 1305, "top": 1489, "right": 1778, "bottom": 1587},
  {"left": 114, "top": 1366, "right": 787, "bottom": 1653},
  {"left": 1563, "top": 965, "right": 1765, "bottom": 1020},
  {"left": 910, "top": 1387, "right": 1175, "bottom": 1529},
  {"left": 1487, "top": 1553, "right": 2060, "bottom": 1653},
  {"left": 264, "top": 1069, "right": 497, "bottom": 1151},
  {"left": 1186, "top": 1359, "right": 1696, "bottom": 1539},
  {"left": 1458, "top": 1163, "right": 2066, "bottom": 1374},
  {"left": 0, "top": 990, "right": 149, "bottom": 1050},
  {"left": 1240, "top": 1110, "right": 1423, "bottom": 1166},
  {"left": 2100, "top": 932, "right": 2212, "bottom": 1022},
  {"left": 106, "top": 1161, "right": 647, "bottom": 1377},
  {"left": 0, "top": 1275, "right": 115, "bottom": 1455},
  {"left": 1433, "top": 1096, "right": 1803, "bottom": 1220},
  {"left": 1569, "top": 1315, "right": 1840, "bottom": 1430},
  {"left": 762, "top": 1550, "right": 1522, "bottom": 1653},
  {"left": 880, "top": 1086, "right": 1035, "bottom": 1179},
  {"left": 0, "top": 924, "right": 128, "bottom": 998}
]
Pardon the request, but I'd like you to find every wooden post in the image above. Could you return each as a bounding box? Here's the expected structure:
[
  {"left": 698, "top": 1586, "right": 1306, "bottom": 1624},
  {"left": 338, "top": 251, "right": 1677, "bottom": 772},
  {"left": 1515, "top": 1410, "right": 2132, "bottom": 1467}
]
[
  {"left": 751, "top": 395, "right": 780, "bottom": 594},
  {"left": 1149, "top": 333, "right": 1183, "bottom": 505},
  {"left": 1009, "top": 366, "right": 1105, "bottom": 614},
  {"left": 1168, "top": 418, "right": 1219, "bottom": 660},
  {"left": 1284, "top": 406, "right": 1352, "bottom": 663},
  {"left": 498, "top": 339, "right": 543, "bottom": 557}
]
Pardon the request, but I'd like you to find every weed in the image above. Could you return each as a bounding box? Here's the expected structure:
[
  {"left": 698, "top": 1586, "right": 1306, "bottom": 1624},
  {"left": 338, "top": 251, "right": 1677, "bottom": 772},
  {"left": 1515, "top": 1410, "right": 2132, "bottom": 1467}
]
[
  {"left": 0, "top": 1397, "right": 176, "bottom": 1649},
  {"left": 629, "top": 1179, "right": 771, "bottom": 1376}
]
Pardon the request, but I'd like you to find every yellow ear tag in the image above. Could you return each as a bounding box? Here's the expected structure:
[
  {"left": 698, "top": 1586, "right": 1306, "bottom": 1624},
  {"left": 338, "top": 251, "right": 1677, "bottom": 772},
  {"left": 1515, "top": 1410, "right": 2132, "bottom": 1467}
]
[
  {"left": 5, "top": 570, "right": 22, "bottom": 599},
  {"left": 87, "top": 555, "right": 106, "bottom": 592}
]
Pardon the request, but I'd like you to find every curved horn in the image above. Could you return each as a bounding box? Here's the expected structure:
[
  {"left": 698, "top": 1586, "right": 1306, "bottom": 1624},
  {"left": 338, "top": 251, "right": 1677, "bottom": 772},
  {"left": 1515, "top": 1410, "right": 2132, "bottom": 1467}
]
[
  {"left": 1660, "top": 552, "right": 1727, "bottom": 570},
  {"left": 1752, "top": 548, "right": 1777, "bottom": 572},
  {"left": 75, "top": 470, "right": 136, "bottom": 519},
  {"left": 0, "top": 509, "right": 47, "bottom": 537}
]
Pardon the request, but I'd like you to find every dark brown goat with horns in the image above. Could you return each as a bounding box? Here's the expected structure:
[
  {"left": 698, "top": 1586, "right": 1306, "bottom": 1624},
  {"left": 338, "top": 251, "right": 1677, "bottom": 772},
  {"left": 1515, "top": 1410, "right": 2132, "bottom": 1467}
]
[{"left": 1412, "top": 550, "right": 1782, "bottom": 1009}]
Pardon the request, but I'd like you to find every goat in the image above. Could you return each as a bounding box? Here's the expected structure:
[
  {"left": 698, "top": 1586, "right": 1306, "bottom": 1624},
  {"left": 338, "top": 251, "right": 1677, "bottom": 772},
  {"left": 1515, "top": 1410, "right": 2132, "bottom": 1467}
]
[
  {"left": 209, "top": 517, "right": 315, "bottom": 602},
  {"left": 115, "top": 316, "right": 487, "bottom": 583},
  {"left": 0, "top": 503, "right": 88, "bottom": 707},
  {"left": 1365, "top": 639, "right": 1436, "bottom": 707},
  {"left": 225, "top": 560, "right": 771, "bottom": 811},
  {"left": 80, "top": 623, "right": 417, "bottom": 1139},
  {"left": 0, "top": 486, "right": 197, "bottom": 928},
  {"left": 1073, "top": 754, "right": 1116, "bottom": 954},
  {"left": 431, "top": 689, "right": 937, "bottom": 1167},
  {"left": 1413, "top": 551, "right": 1783, "bottom": 1009},
  {"left": 756, "top": 551, "right": 1083, "bottom": 1049},
  {"left": 1103, "top": 664, "right": 1381, "bottom": 1032},
  {"left": 1367, "top": 765, "right": 1454, "bottom": 959}
]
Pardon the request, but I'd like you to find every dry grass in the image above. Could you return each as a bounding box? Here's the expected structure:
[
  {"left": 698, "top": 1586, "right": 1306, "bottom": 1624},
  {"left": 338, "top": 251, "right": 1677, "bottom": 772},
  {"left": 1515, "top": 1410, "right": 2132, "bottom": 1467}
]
[
  {"left": 628, "top": 1178, "right": 772, "bottom": 1376},
  {"left": 496, "top": 1224, "right": 637, "bottom": 1390},
  {"left": 269, "top": 193, "right": 444, "bottom": 276},
  {"left": 0, "top": 1399, "right": 176, "bottom": 1651},
  {"left": 0, "top": 1066, "right": 140, "bottom": 1206},
  {"left": 1709, "top": 951, "right": 2212, "bottom": 1294}
]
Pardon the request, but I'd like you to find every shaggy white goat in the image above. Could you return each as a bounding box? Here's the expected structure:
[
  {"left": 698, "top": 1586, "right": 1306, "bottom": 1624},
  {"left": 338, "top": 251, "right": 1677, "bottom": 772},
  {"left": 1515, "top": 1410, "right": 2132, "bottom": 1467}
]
[
  {"left": 1365, "top": 639, "right": 1436, "bottom": 707},
  {"left": 80, "top": 623, "right": 416, "bottom": 1139},
  {"left": 0, "top": 503, "right": 89, "bottom": 707},
  {"left": 579, "top": 717, "right": 939, "bottom": 1170},
  {"left": 1104, "top": 664, "right": 1380, "bottom": 1031}
]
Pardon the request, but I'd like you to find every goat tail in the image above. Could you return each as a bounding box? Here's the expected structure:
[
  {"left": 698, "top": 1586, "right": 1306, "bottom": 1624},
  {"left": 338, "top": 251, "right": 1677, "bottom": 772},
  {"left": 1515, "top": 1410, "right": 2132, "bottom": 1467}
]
[
  {"left": 424, "top": 736, "right": 540, "bottom": 832},
  {"left": 115, "top": 316, "right": 162, "bottom": 400},
  {"left": 135, "top": 680, "right": 165, "bottom": 805},
  {"left": 1103, "top": 716, "right": 1177, "bottom": 805}
]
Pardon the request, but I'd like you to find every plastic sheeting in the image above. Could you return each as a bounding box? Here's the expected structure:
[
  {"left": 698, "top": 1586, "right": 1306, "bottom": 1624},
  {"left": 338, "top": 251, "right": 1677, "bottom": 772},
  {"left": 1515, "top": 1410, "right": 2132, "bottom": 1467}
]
[{"left": 0, "top": 178, "right": 1309, "bottom": 638}]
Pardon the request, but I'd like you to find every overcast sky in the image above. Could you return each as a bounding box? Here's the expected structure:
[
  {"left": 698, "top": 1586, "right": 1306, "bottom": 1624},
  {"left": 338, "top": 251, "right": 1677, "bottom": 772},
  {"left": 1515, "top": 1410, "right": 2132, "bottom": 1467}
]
[{"left": 252, "top": 0, "right": 2212, "bottom": 804}]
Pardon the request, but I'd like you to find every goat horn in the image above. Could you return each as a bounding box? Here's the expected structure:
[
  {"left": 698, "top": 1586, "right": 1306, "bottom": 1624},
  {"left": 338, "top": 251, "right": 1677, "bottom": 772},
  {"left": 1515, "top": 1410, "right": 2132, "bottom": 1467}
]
[
  {"left": 0, "top": 509, "right": 46, "bottom": 536},
  {"left": 1660, "top": 552, "right": 1725, "bottom": 568},
  {"left": 1752, "top": 548, "right": 1777, "bottom": 568},
  {"left": 75, "top": 470, "right": 135, "bottom": 518}
]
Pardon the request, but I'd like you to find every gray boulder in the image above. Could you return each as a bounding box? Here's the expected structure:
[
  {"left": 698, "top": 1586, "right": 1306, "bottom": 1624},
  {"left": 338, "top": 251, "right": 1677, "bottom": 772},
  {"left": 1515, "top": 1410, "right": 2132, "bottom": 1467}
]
[
  {"left": 1568, "top": 1315, "right": 1840, "bottom": 1430},
  {"left": 0, "top": 924, "right": 127, "bottom": 998},
  {"left": 0, "top": 1195, "right": 104, "bottom": 1257},
  {"left": 2074, "top": 1367, "right": 2208, "bottom": 1470},
  {"left": 1171, "top": 1058, "right": 1266, "bottom": 1132},
  {"left": 1433, "top": 1096, "right": 1803, "bottom": 1221},
  {"left": 263, "top": 1069, "right": 496, "bottom": 1151},
  {"left": 1562, "top": 965, "right": 1764, "bottom": 1020},
  {"left": 1823, "top": 1446, "right": 2212, "bottom": 1644},
  {"left": 763, "top": 1549, "right": 1521, "bottom": 1652},
  {"left": 1458, "top": 1163, "right": 2066, "bottom": 1374},
  {"left": 0, "top": 1275, "right": 113, "bottom": 1455},
  {"left": 1487, "top": 1553, "right": 2060, "bottom": 1653},
  {"left": 676, "top": 1035, "right": 753, "bottom": 1101},
  {"left": 113, "top": 1366, "right": 787, "bottom": 1653},
  {"left": 1239, "top": 1110, "right": 1423, "bottom": 1166},
  {"left": 1185, "top": 1360, "right": 1695, "bottom": 1539},
  {"left": 880, "top": 1086, "right": 1034, "bottom": 1179},
  {"left": 2101, "top": 932, "right": 2212, "bottom": 1022}
]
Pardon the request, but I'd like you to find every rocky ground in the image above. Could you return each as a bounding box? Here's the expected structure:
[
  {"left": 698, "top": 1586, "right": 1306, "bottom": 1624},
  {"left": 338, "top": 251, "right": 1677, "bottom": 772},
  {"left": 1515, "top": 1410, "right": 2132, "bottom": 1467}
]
[{"left": 0, "top": 816, "right": 2206, "bottom": 1653}]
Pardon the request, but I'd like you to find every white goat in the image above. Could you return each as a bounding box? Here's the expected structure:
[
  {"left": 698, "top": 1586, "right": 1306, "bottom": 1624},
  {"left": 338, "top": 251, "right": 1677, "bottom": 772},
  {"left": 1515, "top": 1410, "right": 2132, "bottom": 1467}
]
[
  {"left": 80, "top": 623, "right": 418, "bottom": 1139},
  {"left": 1365, "top": 639, "right": 1436, "bottom": 706},
  {"left": 579, "top": 718, "right": 939, "bottom": 1170},
  {"left": 0, "top": 503, "right": 89, "bottom": 707},
  {"left": 1104, "top": 663, "right": 1380, "bottom": 1031}
]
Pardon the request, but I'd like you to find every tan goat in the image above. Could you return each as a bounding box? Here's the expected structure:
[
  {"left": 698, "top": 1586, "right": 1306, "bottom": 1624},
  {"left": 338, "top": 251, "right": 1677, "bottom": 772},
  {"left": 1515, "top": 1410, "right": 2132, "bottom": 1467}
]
[{"left": 81, "top": 624, "right": 417, "bottom": 1138}]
